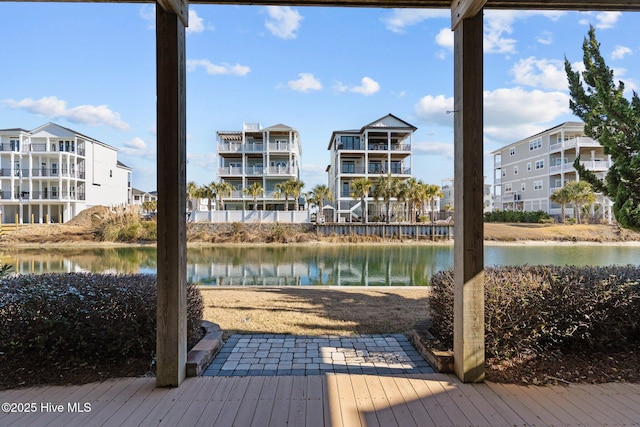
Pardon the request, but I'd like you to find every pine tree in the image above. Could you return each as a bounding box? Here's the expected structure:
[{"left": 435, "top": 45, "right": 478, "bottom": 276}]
[{"left": 565, "top": 25, "right": 640, "bottom": 230}]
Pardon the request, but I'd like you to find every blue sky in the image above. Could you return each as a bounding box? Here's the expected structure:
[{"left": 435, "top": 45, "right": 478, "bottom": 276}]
[{"left": 1, "top": 5, "right": 638, "bottom": 193}]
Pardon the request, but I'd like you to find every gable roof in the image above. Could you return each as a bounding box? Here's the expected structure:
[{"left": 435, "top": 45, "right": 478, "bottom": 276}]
[
  {"left": 328, "top": 114, "right": 417, "bottom": 149},
  {"left": 29, "top": 122, "right": 118, "bottom": 151}
]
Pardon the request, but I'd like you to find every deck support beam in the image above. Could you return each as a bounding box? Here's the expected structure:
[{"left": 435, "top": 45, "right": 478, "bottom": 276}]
[
  {"left": 155, "top": 0, "right": 188, "bottom": 387},
  {"left": 452, "top": 7, "right": 485, "bottom": 383}
]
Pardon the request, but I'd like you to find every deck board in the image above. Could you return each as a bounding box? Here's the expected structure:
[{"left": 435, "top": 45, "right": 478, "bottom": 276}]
[{"left": 1, "top": 374, "right": 640, "bottom": 426}]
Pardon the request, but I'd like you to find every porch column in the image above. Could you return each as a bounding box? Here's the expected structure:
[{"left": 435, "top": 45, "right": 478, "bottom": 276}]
[
  {"left": 156, "top": 0, "right": 188, "bottom": 387},
  {"left": 452, "top": 0, "right": 486, "bottom": 383}
]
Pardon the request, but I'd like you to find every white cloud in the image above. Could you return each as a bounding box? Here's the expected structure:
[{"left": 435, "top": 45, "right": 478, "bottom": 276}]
[
  {"left": 125, "top": 137, "right": 147, "bottom": 150},
  {"left": 536, "top": 31, "right": 553, "bottom": 45},
  {"left": 511, "top": 57, "right": 567, "bottom": 91},
  {"left": 186, "top": 10, "right": 205, "bottom": 34},
  {"left": 579, "top": 11, "right": 622, "bottom": 30},
  {"left": 2, "top": 96, "right": 130, "bottom": 130},
  {"left": 287, "top": 73, "right": 322, "bottom": 92},
  {"left": 139, "top": 6, "right": 212, "bottom": 34},
  {"left": 435, "top": 28, "right": 453, "bottom": 50},
  {"left": 350, "top": 77, "right": 380, "bottom": 96},
  {"left": 413, "top": 141, "right": 454, "bottom": 159},
  {"left": 186, "top": 59, "right": 250, "bottom": 76},
  {"left": 333, "top": 77, "right": 380, "bottom": 96},
  {"left": 120, "top": 137, "right": 153, "bottom": 157},
  {"left": 483, "top": 87, "right": 570, "bottom": 143},
  {"left": 381, "top": 9, "right": 449, "bottom": 33},
  {"left": 139, "top": 5, "right": 155, "bottom": 29},
  {"left": 265, "top": 6, "right": 303, "bottom": 40},
  {"left": 612, "top": 45, "right": 632, "bottom": 60},
  {"left": 414, "top": 95, "right": 454, "bottom": 127},
  {"left": 414, "top": 88, "right": 570, "bottom": 145},
  {"left": 186, "top": 152, "right": 217, "bottom": 171},
  {"left": 410, "top": 10, "right": 565, "bottom": 55}
]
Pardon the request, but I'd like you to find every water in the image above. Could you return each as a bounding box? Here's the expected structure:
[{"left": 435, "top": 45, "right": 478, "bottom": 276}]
[{"left": 0, "top": 244, "right": 637, "bottom": 286}]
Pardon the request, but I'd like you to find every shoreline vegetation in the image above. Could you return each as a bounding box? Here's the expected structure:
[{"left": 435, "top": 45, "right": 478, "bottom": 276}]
[{"left": 1, "top": 206, "right": 640, "bottom": 247}]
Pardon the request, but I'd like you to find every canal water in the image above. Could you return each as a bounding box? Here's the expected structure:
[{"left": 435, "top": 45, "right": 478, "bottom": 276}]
[{"left": 0, "top": 244, "right": 638, "bottom": 286}]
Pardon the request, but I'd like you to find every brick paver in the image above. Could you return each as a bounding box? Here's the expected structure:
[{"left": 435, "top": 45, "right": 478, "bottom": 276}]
[{"left": 203, "top": 334, "right": 434, "bottom": 376}]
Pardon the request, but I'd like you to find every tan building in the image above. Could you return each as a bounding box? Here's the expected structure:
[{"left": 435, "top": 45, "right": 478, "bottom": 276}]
[
  {"left": 492, "top": 121, "right": 612, "bottom": 222},
  {"left": 326, "top": 114, "right": 415, "bottom": 223}
]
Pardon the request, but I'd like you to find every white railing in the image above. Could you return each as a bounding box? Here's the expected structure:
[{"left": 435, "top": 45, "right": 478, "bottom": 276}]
[
  {"left": 268, "top": 142, "right": 292, "bottom": 151},
  {"left": 218, "top": 166, "right": 243, "bottom": 176},
  {"left": 549, "top": 136, "right": 598, "bottom": 152},
  {"left": 266, "top": 166, "right": 297, "bottom": 176},
  {"left": 191, "top": 210, "right": 311, "bottom": 224},
  {"left": 549, "top": 160, "right": 611, "bottom": 174}
]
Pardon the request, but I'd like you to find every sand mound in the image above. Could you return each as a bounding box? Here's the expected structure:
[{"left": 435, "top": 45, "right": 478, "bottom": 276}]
[{"left": 65, "top": 206, "right": 111, "bottom": 228}]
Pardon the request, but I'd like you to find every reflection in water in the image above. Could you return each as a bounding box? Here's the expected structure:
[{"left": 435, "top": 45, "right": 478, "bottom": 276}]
[{"left": 0, "top": 244, "right": 638, "bottom": 286}]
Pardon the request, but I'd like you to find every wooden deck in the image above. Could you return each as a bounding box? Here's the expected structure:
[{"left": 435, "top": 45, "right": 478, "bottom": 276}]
[{"left": 1, "top": 374, "right": 639, "bottom": 426}]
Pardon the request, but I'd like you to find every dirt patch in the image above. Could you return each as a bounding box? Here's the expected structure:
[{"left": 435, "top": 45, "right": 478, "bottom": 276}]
[{"left": 484, "top": 223, "right": 640, "bottom": 242}]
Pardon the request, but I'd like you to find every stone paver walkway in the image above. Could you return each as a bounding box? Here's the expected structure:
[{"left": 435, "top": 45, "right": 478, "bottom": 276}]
[{"left": 203, "top": 333, "right": 434, "bottom": 376}]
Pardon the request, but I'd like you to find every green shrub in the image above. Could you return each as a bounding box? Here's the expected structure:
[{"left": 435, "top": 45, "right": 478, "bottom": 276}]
[
  {"left": 429, "top": 266, "right": 640, "bottom": 358},
  {"left": 0, "top": 273, "right": 203, "bottom": 366},
  {"left": 484, "top": 210, "right": 552, "bottom": 223}
]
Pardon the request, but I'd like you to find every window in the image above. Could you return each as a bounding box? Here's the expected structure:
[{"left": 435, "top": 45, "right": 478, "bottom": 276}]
[
  {"left": 529, "top": 138, "right": 542, "bottom": 150},
  {"left": 534, "top": 181, "right": 543, "bottom": 190},
  {"left": 527, "top": 162, "right": 531, "bottom": 171},
  {"left": 513, "top": 166, "right": 518, "bottom": 175},
  {"left": 340, "top": 136, "right": 361, "bottom": 150},
  {"left": 342, "top": 162, "right": 355, "bottom": 173},
  {"left": 521, "top": 183, "right": 526, "bottom": 192},
  {"left": 509, "top": 147, "right": 516, "bottom": 156},
  {"left": 369, "top": 162, "right": 384, "bottom": 173},
  {"left": 342, "top": 182, "right": 350, "bottom": 197},
  {"left": 535, "top": 160, "right": 544, "bottom": 170},
  {"left": 10, "top": 138, "right": 19, "bottom": 151},
  {"left": 502, "top": 169, "right": 506, "bottom": 177},
  {"left": 109, "top": 169, "right": 113, "bottom": 178},
  {"left": 504, "top": 184, "right": 512, "bottom": 192}
]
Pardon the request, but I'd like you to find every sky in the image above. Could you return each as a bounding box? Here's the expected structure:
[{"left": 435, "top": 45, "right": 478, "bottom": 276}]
[{"left": 1, "top": 4, "right": 639, "bottom": 193}]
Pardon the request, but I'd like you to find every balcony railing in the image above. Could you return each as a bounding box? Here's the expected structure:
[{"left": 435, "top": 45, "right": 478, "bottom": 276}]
[
  {"left": 268, "top": 142, "right": 292, "bottom": 151},
  {"left": 549, "top": 136, "right": 599, "bottom": 152},
  {"left": 549, "top": 160, "right": 611, "bottom": 174},
  {"left": 340, "top": 166, "right": 366, "bottom": 174},
  {"left": 0, "top": 191, "right": 86, "bottom": 201},
  {"left": 218, "top": 166, "right": 243, "bottom": 176},
  {"left": 266, "top": 166, "right": 297, "bottom": 176}
]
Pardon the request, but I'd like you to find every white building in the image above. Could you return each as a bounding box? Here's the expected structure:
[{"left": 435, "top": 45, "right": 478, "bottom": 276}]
[
  {"left": 326, "top": 114, "right": 415, "bottom": 223},
  {"left": 492, "top": 121, "right": 612, "bottom": 222},
  {"left": 132, "top": 188, "right": 158, "bottom": 210},
  {"left": 0, "top": 123, "right": 132, "bottom": 224},
  {"left": 216, "top": 122, "right": 302, "bottom": 211},
  {"left": 440, "top": 177, "right": 493, "bottom": 214}
]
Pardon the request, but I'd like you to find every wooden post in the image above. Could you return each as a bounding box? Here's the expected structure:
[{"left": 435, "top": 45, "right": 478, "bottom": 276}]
[
  {"left": 453, "top": 6, "right": 485, "bottom": 383},
  {"left": 156, "top": 0, "right": 188, "bottom": 387}
]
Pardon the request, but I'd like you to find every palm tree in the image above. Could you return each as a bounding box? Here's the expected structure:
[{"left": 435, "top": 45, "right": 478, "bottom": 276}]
[
  {"left": 373, "top": 173, "right": 402, "bottom": 224},
  {"left": 350, "top": 178, "right": 373, "bottom": 223},
  {"left": 243, "top": 182, "right": 264, "bottom": 211},
  {"left": 186, "top": 181, "right": 198, "bottom": 211},
  {"left": 425, "top": 184, "right": 443, "bottom": 223},
  {"left": 309, "top": 184, "right": 333, "bottom": 223},
  {"left": 565, "top": 180, "right": 597, "bottom": 224},
  {"left": 550, "top": 186, "right": 571, "bottom": 223},
  {"left": 197, "top": 183, "right": 216, "bottom": 211},
  {"left": 288, "top": 179, "right": 305, "bottom": 211},
  {"left": 213, "top": 181, "right": 233, "bottom": 211}
]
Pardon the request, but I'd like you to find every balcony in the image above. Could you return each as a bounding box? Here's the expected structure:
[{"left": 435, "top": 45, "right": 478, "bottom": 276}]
[
  {"left": 549, "top": 136, "right": 599, "bottom": 152},
  {"left": 549, "top": 160, "right": 611, "bottom": 174},
  {"left": 266, "top": 166, "right": 297, "bottom": 176},
  {"left": 217, "top": 142, "right": 242, "bottom": 152},
  {"left": 218, "top": 166, "right": 243, "bottom": 176},
  {"left": 268, "top": 142, "right": 293, "bottom": 152},
  {"left": 340, "top": 166, "right": 366, "bottom": 174}
]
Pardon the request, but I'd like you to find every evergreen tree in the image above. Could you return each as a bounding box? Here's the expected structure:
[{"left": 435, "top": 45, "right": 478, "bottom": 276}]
[{"left": 565, "top": 26, "right": 640, "bottom": 230}]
